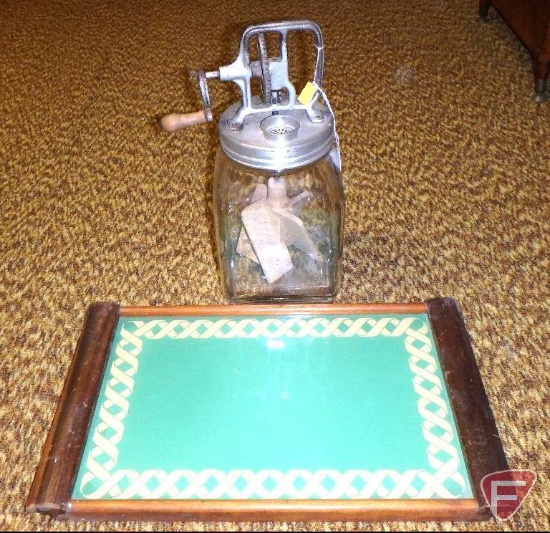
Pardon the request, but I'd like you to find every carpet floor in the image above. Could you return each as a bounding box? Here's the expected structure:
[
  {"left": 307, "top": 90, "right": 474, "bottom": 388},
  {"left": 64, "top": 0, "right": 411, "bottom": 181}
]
[{"left": 1, "top": 0, "right": 548, "bottom": 530}]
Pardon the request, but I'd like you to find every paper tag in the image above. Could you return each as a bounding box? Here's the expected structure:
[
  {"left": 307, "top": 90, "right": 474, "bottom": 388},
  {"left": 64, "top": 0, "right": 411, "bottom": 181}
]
[
  {"left": 273, "top": 209, "right": 320, "bottom": 260},
  {"left": 298, "top": 81, "right": 318, "bottom": 105},
  {"left": 237, "top": 179, "right": 321, "bottom": 284},
  {"left": 241, "top": 201, "right": 293, "bottom": 283}
]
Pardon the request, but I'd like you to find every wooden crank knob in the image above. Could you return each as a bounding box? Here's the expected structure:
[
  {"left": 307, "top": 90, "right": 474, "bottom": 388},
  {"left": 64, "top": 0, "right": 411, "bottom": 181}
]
[{"left": 160, "top": 110, "right": 208, "bottom": 132}]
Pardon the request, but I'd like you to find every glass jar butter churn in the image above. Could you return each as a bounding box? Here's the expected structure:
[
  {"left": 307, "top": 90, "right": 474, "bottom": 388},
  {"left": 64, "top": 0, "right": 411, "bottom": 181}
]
[{"left": 161, "top": 20, "right": 344, "bottom": 303}]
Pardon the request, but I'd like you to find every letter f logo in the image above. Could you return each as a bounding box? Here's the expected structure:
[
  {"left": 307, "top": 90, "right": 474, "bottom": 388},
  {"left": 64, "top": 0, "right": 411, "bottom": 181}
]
[{"left": 481, "top": 470, "right": 537, "bottom": 520}]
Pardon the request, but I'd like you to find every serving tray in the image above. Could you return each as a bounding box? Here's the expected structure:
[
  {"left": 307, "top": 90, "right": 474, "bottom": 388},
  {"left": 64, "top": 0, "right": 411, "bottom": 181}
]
[{"left": 27, "top": 298, "right": 507, "bottom": 521}]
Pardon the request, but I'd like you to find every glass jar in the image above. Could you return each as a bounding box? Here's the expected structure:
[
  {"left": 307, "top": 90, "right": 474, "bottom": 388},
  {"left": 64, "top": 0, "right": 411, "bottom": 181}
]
[
  {"left": 158, "top": 20, "right": 344, "bottom": 303},
  {"left": 213, "top": 146, "right": 343, "bottom": 303}
]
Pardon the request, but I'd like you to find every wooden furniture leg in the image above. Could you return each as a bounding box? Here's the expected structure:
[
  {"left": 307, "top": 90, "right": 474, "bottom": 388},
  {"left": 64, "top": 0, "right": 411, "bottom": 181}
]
[
  {"left": 479, "top": 0, "right": 550, "bottom": 100},
  {"left": 479, "top": 0, "right": 491, "bottom": 21},
  {"left": 534, "top": 60, "right": 550, "bottom": 100}
]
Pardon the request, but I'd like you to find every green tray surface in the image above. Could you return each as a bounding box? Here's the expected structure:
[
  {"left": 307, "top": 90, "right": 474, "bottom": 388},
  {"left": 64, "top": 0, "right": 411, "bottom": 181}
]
[{"left": 72, "top": 313, "right": 473, "bottom": 500}]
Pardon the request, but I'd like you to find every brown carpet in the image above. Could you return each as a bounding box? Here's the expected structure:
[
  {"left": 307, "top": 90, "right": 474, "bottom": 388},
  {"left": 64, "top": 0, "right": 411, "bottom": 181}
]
[{"left": 1, "top": 0, "right": 548, "bottom": 530}]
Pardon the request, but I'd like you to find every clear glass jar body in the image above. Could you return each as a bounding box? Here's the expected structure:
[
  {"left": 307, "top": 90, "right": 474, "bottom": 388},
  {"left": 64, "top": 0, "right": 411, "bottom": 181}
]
[{"left": 213, "top": 148, "right": 344, "bottom": 303}]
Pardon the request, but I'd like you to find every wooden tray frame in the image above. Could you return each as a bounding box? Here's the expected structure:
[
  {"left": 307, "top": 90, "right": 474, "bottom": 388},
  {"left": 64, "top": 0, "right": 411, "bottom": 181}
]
[{"left": 27, "top": 298, "right": 508, "bottom": 522}]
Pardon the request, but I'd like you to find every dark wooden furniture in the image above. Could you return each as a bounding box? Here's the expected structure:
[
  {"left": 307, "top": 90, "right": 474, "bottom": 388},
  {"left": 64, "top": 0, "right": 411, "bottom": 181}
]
[{"left": 480, "top": 0, "right": 550, "bottom": 99}]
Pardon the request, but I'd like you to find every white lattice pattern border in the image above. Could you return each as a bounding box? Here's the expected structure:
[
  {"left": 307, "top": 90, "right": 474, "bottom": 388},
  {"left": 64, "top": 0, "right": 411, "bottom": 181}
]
[{"left": 79, "top": 316, "right": 468, "bottom": 500}]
